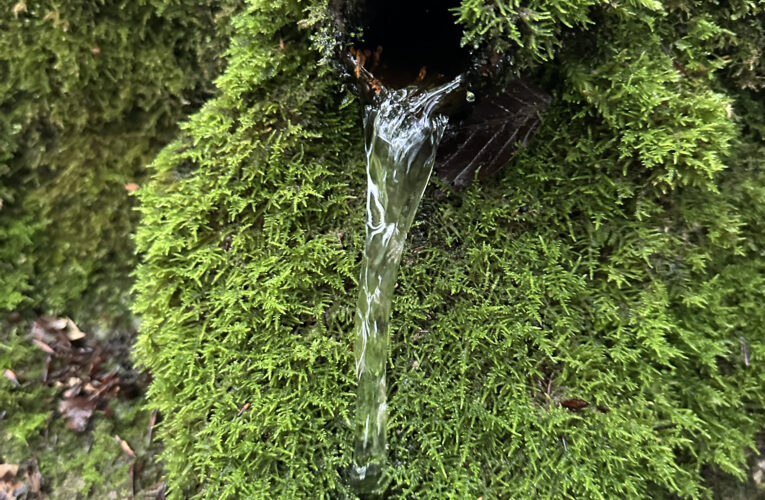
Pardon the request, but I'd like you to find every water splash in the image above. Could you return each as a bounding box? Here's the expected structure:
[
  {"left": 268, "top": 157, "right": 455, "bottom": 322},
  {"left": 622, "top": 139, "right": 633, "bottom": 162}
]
[{"left": 350, "top": 77, "right": 462, "bottom": 495}]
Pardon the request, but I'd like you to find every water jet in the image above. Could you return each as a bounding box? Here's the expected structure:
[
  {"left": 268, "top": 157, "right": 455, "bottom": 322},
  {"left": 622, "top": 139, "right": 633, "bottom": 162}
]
[{"left": 331, "top": 2, "right": 551, "bottom": 495}]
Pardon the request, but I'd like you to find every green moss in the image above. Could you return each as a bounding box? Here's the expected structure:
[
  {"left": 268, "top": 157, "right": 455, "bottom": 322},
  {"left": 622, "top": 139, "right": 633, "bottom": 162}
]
[
  {"left": 0, "top": 0, "right": 238, "bottom": 325},
  {"left": 1, "top": 324, "right": 164, "bottom": 498},
  {"left": 132, "top": 0, "right": 764, "bottom": 498},
  {"left": 0, "top": 327, "right": 52, "bottom": 445}
]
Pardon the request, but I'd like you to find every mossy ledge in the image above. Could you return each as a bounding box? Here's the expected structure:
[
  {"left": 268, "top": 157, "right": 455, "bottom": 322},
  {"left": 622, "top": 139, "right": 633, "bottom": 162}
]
[{"left": 133, "top": 0, "right": 765, "bottom": 498}]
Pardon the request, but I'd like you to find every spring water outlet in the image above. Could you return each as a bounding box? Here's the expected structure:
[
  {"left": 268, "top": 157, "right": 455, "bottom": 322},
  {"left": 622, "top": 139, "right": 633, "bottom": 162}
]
[{"left": 332, "top": 1, "right": 551, "bottom": 495}]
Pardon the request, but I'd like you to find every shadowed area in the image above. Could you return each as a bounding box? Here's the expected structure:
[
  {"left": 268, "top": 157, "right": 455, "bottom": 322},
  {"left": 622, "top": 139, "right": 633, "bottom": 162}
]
[
  {"left": 435, "top": 80, "right": 552, "bottom": 189},
  {"left": 338, "top": 0, "right": 551, "bottom": 189},
  {"left": 349, "top": 0, "right": 470, "bottom": 88}
]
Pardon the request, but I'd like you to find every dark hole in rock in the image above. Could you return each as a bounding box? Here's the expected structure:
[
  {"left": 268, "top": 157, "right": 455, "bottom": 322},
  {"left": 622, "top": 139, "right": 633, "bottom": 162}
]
[
  {"left": 335, "top": 0, "right": 551, "bottom": 189},
  {"left": 350, "top": 0, "right": 470, "bottom": 88}
]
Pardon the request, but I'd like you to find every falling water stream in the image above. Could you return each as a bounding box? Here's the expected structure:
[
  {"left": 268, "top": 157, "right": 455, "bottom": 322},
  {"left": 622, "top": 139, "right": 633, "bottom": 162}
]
[{"left": 350, "top": 76, "right": 463, "bottom": 495}]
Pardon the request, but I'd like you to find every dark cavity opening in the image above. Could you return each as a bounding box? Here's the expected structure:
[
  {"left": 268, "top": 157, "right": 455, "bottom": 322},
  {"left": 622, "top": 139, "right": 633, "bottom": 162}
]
[{"left": 353, "top": 0, "right": 470, "bottom": 88}]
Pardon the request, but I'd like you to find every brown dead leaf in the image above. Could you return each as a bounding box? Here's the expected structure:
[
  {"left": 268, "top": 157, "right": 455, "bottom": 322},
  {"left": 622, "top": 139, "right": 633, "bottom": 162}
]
[
  {"left": 115, "top": 435, "right": 135, "bottom": 457},
  {"left": 561, "top": 398, "right": 590, "bottom": 411},
  {"left": 236, "top": 402, "right": 251, "bottom": 417},
  {"left": 352, "top": 49, "right": 366, "bottom": 79},
  {"left": 0, "top": 464, "right": 22, "bottom": 499},
  {"left": 3, "top": 370, "right": 19, "bottom": 387},
  {"left": 88, "top": 371, "right": 119, "bottom": 400},
  {"left": 63, "top": 383, "right": 82, "bottom": 399},
  {"left": 65, "top": 318, "right": 86, "bottom": 341},
  {"left": 0, "top": 465, "right": 18, "bottom": 480},
  {"left": 129, "top": 461, "right": 136, "bottom": 498},
  {"left": 32, "top": 339, "right": 54, "bottom": 355},
  {"left": 47, "top": 317, "right": 68, "bottom": 330},
  {"left": 59, "top": 396, "right": 96, "bottom": 432},
  {"left": 25, "top": 459, "right": 42, "bottom": 495},
  {"left": 369, "top": 78, "right": 382, "bottom": 94},
  {"left": 124, "top": 182, "right": 139, "bottom": 192}
]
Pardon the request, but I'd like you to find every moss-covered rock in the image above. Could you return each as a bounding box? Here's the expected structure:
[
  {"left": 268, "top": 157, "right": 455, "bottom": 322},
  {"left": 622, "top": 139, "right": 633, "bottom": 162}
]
[
  {"left": 0, "top": 0, "right": 237, "bottom": 326},
  {"left": 132, "top": 0, "right": 765, "bottom": 497}
]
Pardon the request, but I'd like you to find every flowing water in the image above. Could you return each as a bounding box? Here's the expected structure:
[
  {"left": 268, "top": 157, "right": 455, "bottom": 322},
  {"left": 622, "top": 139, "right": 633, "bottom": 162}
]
[{"left": 350, "top": 76, "right": 463, "bottom": 494}]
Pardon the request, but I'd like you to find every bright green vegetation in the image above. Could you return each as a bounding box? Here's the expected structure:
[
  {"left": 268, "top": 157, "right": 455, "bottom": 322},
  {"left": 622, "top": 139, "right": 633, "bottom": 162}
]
[
  {"left": 0, "top": 0, "right": 757, "bottom": 497},
  {"left": 0, "top": 0, "right": 236, "bottom": 326}
]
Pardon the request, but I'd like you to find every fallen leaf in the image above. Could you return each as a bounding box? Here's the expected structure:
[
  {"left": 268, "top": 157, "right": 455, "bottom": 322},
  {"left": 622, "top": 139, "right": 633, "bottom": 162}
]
[
  {"left": 3, "top": 370, "right": 19, "bottom": 387},
  {"left": 129, "top": 461, "right": 136, "bottom": 498},
  {"left": 236, "top": 402, "right": 251, "bottom": 417},
  {"left": 47, "top": 317, "right": 68, "bottom": 330},
  {"left": 25, "top": 459, "right": 42, "bottom": 495},
  {"left": 124, "top": 183, "right": 139, "bottom": 192},
  {"left": 63, "top": 384, "right": 82, "bottom": 399},
  {"left": 561, "top": 398, "right": 589, "bottom": 411},
  {"left": 115, "top": 435, "right": 135, "bottom": 457},
  {"left": 0, "top": 463, "right": 22, "bottom": 500},
  {"left": 32, "top": 339, "right": 54, "bottom": 354},
  {"left": 88, "top": 372, "right": 120, "bottom": 399},
  {"left": 0, "top": 465, "right": 18, "bottom": 480},
  {"left": 59, "top": 396, "right": 96, "bottom": 432},
  {"left": 65, "top": 318, "right": 86, "bottom": 341}
]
